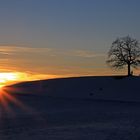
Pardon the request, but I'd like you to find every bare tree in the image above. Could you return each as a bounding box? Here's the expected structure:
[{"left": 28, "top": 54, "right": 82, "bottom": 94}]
[{"left": 106, "top": 36, "right": 140, "bottom": 76}]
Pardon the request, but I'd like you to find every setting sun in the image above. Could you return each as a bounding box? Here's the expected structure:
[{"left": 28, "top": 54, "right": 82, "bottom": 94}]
[
  {"left": 0, "top": 72, "right": 60, "bottom": 88},
  {"left": 0, "top": 72, "right": 25, "bottom": 87},
  {"left": 0, "top": 73, "right": 17, "bottom": 81}
]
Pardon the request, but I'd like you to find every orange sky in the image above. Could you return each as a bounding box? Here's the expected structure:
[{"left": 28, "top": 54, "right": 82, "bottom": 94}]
[{"left": 0, "top": 45, "right": 139, "bottom": 87}]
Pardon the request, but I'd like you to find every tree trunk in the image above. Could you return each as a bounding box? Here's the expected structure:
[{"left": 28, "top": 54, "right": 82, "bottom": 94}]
[{"left": 128, "top": 63, "right": 131, "bottom": 76}]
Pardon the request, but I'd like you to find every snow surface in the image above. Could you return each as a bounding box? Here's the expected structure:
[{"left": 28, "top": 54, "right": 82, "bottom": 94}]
[{"left": 1, "top": 76, "right": 140, "bottom": 139}]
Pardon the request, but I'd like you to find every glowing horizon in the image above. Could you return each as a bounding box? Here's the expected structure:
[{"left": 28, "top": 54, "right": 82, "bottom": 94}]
[
  {"left": 0, "top": 45, "right": 137, "bottom": 88},
  {"left": 0, "top": 72, "right": 57, "bottom": 87},
  {"left": 0, "top": 68, "right": 139, "bottom": 88}
]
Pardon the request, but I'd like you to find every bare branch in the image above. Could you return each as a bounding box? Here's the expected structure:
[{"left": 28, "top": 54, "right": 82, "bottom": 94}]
[{"left": 106, "top": 36, "right": 140, "bottom": 76}]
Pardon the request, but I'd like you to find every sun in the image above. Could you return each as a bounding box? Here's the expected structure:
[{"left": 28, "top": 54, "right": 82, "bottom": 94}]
[
  {"left": 0, "top": 73, "right": 17, "bottom": 80},
  {"left": 0, "top": 73, "right": 19, "bottom": 87}
]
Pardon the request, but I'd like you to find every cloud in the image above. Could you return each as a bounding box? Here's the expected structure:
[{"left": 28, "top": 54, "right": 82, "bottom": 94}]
[
  {"left": 73, "top": 50, "right": 105, "bottom": 58},
  {"left": 0, "top": 45, "right": 52, "bottom": 55},
  {"left": 0, "top": 45, "right": 105, "bottom": 58},
  {"left": 0, "top": 45, "right": 108, "bottom": 77}
]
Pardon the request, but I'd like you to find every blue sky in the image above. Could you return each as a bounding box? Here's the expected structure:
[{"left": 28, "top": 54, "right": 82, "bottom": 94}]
[{"left": 0, "top": 0, "right": 140, "bottom": 78}]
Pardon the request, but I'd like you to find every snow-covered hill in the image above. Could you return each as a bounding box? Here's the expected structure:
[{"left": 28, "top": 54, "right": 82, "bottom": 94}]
[
  {"left": 1, "top": 76, "right": 140, "bottom": 139},
  {"left": 4, "top": 76, "right": 140, "bottom": 102}
]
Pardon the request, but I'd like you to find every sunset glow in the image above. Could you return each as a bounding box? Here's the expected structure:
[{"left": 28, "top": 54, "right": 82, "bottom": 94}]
[
  {"left": 0, "top": 73, "right": 17, "bottom": 81},
  {"left": 0, "top": 72, "right": 27, "bottom": 87},
  {"left": 0, "top": 72, "right": 61, "bottom": 88}
]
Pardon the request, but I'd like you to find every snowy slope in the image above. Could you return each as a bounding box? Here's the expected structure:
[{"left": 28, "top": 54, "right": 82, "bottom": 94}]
[
  {"left": 1, "top": 76, "right": 140, "bottom": 139},
  {"left": 5, "top": 76, "right": 140, "bottom": 102}
]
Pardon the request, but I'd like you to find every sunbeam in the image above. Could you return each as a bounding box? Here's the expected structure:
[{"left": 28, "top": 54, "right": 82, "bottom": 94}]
[{"left": 0, "top": 86, "right": 33, "bottom": 116}]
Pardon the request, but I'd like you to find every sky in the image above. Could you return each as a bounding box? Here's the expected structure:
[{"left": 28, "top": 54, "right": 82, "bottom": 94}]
[{"left": 0, "top": 0, "right": 140, "bottom": 82}]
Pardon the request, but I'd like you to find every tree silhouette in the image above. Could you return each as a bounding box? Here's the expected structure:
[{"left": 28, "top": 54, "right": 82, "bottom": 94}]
[{"left": 106, "top": 36, "right": 140, "bottom": 76}]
